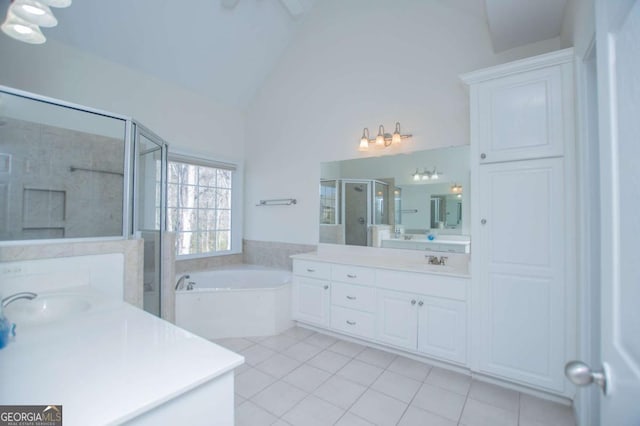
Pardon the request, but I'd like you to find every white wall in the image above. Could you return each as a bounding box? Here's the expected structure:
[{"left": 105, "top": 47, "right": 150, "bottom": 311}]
[
  {"left": 244, "top": 0, "right": 568, "bottom": 245},
  {"left": 0, "top": 37, "right": 245, "bottom": 161}
]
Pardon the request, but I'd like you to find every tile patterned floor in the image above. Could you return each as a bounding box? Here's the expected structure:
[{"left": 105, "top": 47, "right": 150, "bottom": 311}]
[{"left": 214, "top": 327, "right": 576, "bottom": 426}]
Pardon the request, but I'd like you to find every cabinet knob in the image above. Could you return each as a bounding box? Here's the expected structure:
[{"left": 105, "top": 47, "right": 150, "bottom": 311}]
[
  {"left": 480, "top": 153, "right": 487, "bottom": 159},
  {"left": 481, "top": 219, "right": 487, "bottom": 225},
  {"left": 411, "top": 299, "right": 416, "bottom": 305},
  {"left": 418, "top": 301, "right": 424, "bottom": 307},
  {"left": 323, "top": 285, "right": 329, "bottom": 290}
]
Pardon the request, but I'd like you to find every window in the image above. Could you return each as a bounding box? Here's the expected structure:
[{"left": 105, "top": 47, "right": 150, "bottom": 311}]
[{"left": 166, "top": 156, "right": 236, "bottom": 256}]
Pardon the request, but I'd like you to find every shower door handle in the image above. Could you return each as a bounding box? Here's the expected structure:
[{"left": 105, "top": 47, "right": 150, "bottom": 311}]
[{"left": 358, "top": 217, "right": 365, "bottom": 225}]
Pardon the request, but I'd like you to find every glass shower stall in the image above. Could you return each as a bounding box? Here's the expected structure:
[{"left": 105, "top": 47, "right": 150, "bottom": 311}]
[{"left": 0, "top": 85, "right": 169, "bottom": 318}]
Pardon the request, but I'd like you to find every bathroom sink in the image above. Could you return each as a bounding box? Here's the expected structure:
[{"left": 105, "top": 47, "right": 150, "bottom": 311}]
[{"left": 4, "top": 294, "right": 91, "bottom": 326}]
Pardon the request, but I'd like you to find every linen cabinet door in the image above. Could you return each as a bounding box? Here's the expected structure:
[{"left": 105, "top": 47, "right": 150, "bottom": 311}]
[
  {"left": 292, "top": 276, "right": 330, "bottom": 326},
  {"left": 375, "top": 290, "right": 418, "bottom": 350},
  {"left": 476, "top": 64, "right": 569, "bottom": 163},
  {"left": 416, "top": 297, "right": 467, "bottom": 365},
  {"left": 476, "top": 158, "right": 566, "bottom": 392}
]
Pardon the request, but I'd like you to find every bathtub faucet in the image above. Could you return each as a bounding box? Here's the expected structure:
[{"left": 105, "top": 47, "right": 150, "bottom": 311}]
[{"left": 175, "top": 274, "right": 190, "bottom": 291}]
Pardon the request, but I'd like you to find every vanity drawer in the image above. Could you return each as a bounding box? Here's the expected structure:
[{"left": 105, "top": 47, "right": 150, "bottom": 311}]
[
  {"left": 376, "top": 269, "right": 468, "bottom": 301},
  {"left": 293, "top": 260, "right": 331, "bottom": 280},
  {"left": 331, "top": 282, "right": 376, "bottom": 312},
  {"left": 331, "top": 264, "right": 375, "bottom": 285},
  {"left": 330, "top": 306, "right": 375, "bottom": 339}
]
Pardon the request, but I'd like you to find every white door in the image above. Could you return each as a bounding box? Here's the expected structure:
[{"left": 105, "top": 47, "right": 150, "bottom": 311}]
[{"left": 594, "top": 0, "right": 640, "bottom": 422}]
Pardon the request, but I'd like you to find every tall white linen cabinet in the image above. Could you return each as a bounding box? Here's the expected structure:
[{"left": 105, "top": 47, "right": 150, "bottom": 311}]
[{"left": 461, "top": 48, "right": 576, "bottom": 398}]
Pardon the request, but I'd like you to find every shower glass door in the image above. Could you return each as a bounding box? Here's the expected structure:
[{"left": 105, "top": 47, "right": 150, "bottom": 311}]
[
  {"left": 342, "top": 180, "right": 370, "bottom": 246},
  {"left": 133, "top": 123, "right": 167, "bottom": 317}
]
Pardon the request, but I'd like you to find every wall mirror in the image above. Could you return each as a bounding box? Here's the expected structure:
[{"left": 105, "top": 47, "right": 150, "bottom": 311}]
[
  {"left": 0, "top": 89, "right": 128, "bottom": 241},
  {"left": 319, "top": 146, "right": 470, "bottom": 251}
]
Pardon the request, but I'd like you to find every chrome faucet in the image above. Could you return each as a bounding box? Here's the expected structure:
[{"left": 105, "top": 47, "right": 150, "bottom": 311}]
[
  {"left": 175, "top": 274, "right": 190, "bottom": 290},
  {"left": 2, "top": 292, "right": 37, "bottom": 308},
  {"left": 426, "top": 255, "right": 448, "bottom": 266}
]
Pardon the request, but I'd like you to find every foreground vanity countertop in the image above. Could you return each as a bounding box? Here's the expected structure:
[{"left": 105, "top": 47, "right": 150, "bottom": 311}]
[
  {"left": 291, "top": 252, "right": 470, "bottom": 277},
  {"left": 0, "top": 287, "right": 244, "bottom": 425}
]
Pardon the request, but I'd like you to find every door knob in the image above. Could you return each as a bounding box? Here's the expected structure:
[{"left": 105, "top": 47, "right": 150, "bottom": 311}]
[
  {"left": 481, "top": 219, "right": 487, "bottom": 225},
  {"left": 564, "top": 360, "right": 608, "bottom": 393},
  {"left": 480, "top": 153, "right": 487, "bottom": 159}
]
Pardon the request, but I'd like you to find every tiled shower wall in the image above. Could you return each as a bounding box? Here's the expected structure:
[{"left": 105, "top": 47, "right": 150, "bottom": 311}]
[{"left": 0, "top": 117, "right": 123, "bottom": 240}]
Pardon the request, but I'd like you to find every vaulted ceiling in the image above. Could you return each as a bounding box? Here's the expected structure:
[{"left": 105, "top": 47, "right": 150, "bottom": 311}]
[{"left": 39, "top": 0, "right": 571, "bottom": 109}]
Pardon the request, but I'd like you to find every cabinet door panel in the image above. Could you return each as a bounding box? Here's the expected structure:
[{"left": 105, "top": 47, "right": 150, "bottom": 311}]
[
  {"left": 476, "top": 158, "right": 565, "bottom": 391},
  {"left": 376, "top": 290, "right": 417, "bottom": 350},
  {"left": 292, "top": 277, "right": 329, "bottom": 326},
  {"left": 417, "top": 298, "right": 466, "bottom": 364},
  {"left": 477, "top": 65, "right": 567, "bottom": 163}
]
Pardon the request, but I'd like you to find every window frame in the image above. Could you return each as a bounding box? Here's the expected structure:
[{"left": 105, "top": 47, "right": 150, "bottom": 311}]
[{"left": 166, "top": 152, "right": 243, "bottom": 259}]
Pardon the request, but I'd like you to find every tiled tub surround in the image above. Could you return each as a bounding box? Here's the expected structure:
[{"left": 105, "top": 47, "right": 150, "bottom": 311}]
[
  {"left": 244, "top": 239, "right": 317, "bottom": 270},
  {"left": 218, "top": 327, "right": 575, "bottom": 426},
  {"left": 175, "top": 252, "right": 244, "bottom": 274},
  {"left": 175, "top": 240, "right": 315, "bottom": 277}
]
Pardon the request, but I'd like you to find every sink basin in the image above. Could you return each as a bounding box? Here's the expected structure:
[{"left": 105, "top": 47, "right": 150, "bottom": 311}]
[{"left": 4, "top": 294, "right": 91, "bottom": 326}]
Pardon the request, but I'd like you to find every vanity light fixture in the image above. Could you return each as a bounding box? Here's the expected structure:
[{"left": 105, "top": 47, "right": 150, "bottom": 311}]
[
  {"left": 412, "top": 168, "right": 442, "bottom": 181},
  {"left": 1, "top": 0, "right": 72, "bottom": 44},
  {"left": 358, "top": 122, "right": 411, "bottom": 151},
  {"left": 451, "top": 183, "right": 463, "bottom": 194}
]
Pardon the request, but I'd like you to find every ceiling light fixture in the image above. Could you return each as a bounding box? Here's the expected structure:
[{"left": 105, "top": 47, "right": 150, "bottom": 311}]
[
  {"left": 1, "top": 0, "right": 72, "bottom": 44},
  {"left": 11, "top": 0, "right": 57, "bottom": 27},
  {"left": 358, "top": 122, "right": 412, "bottom": 151},
  {"left": 1, "top": 11, "right": 45, "bottom": 44}
]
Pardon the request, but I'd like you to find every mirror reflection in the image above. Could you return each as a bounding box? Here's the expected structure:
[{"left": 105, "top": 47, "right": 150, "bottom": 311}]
[
  {"left": 0, "top": 90, "right": 127, "bottom": 241},
  {"left": 320, "top": 146, "right": 470, "bottom": 252}
]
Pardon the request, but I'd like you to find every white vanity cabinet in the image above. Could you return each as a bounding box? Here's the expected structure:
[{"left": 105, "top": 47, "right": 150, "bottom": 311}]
[
  {"left": 376, "top": 269, "right": 467, "bottom": 364},
  {"left": 292, "top": 260, "right": 331, "bottom": 326},
  {"left": 462, "top": 48, "right": 575, "bottom": 396},
  {"left": 291, "top": 257, "right": 470, "bottom": 367}
]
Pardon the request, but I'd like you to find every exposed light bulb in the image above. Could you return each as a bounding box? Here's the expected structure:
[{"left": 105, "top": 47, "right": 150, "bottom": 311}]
[
  {"left": 422, "top": 173, "right": 429, "bottom": 181},
  {"left": 413, "top": 169, "right": 420, "bottom": 181},
  {"left": 21, "top": 4, "right": 45, "bottom": 15},
  {"left": 432, "top": 170, "right": 439, "bottom": 179},
  {"left": 14, "top": 24, "right": 33, "bottom": 34}
]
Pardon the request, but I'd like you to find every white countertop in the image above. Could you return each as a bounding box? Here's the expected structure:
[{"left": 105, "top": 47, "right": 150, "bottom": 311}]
[
  {"left": 0, "top": 287, "right": 244, "bottom": 425},
  {"left": 291, "top": 252, "right": 470, "bottom": 278}
]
